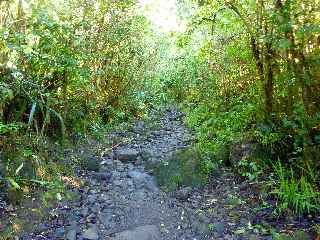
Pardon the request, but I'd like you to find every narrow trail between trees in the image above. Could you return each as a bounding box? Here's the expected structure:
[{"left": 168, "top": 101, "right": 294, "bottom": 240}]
[{"left": 25, "top": 108, "right": 313, "bottom": 240}]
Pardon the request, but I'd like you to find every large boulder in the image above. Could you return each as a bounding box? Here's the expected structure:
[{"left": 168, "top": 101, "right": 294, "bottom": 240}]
[{"left": 127, "top": 170, "right": 158, "bottom": 191}]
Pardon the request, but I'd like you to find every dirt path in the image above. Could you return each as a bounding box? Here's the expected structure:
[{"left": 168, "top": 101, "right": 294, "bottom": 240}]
[{"left": 23, "top": 107, "right": 316, "bottom": 240}]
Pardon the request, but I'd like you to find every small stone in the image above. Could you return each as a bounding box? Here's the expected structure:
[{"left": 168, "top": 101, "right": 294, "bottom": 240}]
[
  {"left": 66, "top": 229, "right": 77, "bottom": 240},
  {"left": 81, "top": 207, "right": 89, "bottom": 217},
  {"left": 92, "top": 172, "right": 112, "bottom": 181},
  {"left": 133, "top": 121, "right": 145, "bottom": 133},
  {"left": 132, "top": 189, "right": 146, "bottom": 199},
  {"left": 225, "top": 234, "right": 234, "bottom": 240},
  {"left": 127, "top": 179, "right": 134, "bottom": 186},
  {"left": 82, "top": 226, "right": 99, "bottom": 240},
  {"left": 197, "top": 213, "right": 210, "bottom": 224},
  {"left": 127, "top": 170, "right": 144, "bottom": 179},
  {"left": 239, "top": 217, "right": 249, "bottom": 226},
  {"left": 113, "top": 180, "right": 123, "bottom": 187},
  {"left": 36, "top": 223, "right": 48, "bottom": 233},
  {"left": 193, "top": 221, "right": 210, "bottom": 234},
  {"left": 213, "top": 222, "right": 225, "bottom": 236},
  {"left": 90, "top": 204, "right": 101, "bottom": 213},
  {"left": 88, "top": 194, "right": 98, "bottom": 204},
  {"left": 54, "top": 227, "right": 65, "bottom": 238},
  {"left": 175, "top": 187, "right": 192, "bottom": 201}
]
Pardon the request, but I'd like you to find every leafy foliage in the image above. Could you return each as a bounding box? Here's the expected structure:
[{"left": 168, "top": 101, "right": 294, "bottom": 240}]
[
  {"left": 154, "top": 0, "right": 320, "bottom": 215},
  {"left": 0, "top": 0, "right": 153, "bottom": 206}
]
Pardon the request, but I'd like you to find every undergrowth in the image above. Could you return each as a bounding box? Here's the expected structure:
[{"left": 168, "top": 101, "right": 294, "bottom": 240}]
[{"left": 272, "top": 161, "right": 320, "bottom": 215}]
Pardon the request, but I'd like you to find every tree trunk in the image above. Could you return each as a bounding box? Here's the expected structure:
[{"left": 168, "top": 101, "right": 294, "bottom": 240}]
[
  {"left": 265, "top": 42, "right": 274, "bottom": 118},
  {"left": 63, "top": 70, "right": 68, "bottom": 122}
]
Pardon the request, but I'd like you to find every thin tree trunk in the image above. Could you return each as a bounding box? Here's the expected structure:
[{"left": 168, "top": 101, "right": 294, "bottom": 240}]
[
  {"left": 265, "top": 41, "right": 274, "bottom": 118},
  {"left": 63, "top": 70, "right": 68, "bottom": 122}
]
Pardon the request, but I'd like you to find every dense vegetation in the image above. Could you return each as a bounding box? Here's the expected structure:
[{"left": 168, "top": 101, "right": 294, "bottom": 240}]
[
  {"left": 171, "top": 0, "right": 320, "bottom": 215},
  {"left": 0, "top": 0, "right": 319, "bottom": 223},
  {"left": 176, "top": 0, "right": 320, "bottom": 215},
  {"left": 0, "top": 0, "right": 153, "bottom": 195}
]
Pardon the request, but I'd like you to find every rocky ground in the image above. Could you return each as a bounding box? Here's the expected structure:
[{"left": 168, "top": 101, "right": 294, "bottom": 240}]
[{"left": 2, "top": 107, "right": 319, "bottom": 240}]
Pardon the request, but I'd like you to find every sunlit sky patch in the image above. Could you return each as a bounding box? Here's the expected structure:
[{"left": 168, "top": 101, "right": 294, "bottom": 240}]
[{"left": 139, "top": 0, "right": 186, "bottom": 32}]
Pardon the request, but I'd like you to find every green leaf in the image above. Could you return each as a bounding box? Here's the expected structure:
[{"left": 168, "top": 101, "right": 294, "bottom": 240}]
[
  {"left": 15, "top": 163, "right": 24, "bottom": 175},
  {"left": 7, "top": 177, "right": 21, "bottom": 190}
]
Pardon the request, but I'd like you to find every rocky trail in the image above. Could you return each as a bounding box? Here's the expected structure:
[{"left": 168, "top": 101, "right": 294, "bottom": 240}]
[{"left": 18, "top": 108, "right": 317, "bottom": 240}]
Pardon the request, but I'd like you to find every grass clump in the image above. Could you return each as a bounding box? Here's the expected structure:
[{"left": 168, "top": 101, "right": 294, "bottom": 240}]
[{"left": 272, "top": 160, "right": 320, "bottom": 216}]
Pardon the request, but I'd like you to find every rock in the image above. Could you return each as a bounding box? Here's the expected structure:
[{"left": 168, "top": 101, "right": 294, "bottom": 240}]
[
  {"left": 193, "top": 221, "right": 210, "bottom": 235},
  {"left": 92, "top": 172, "right": 112, "bottom": 181},
  {"left": 84, "top": 156, "right": 100, "bottom": 171},
  {"left": 224, "top": 234, "right": 235, "bottom": 240},
  {"left": 197, "top": 213, "right": 210, "bottom": 224},
  {"left": 131, "top": 189, "right": 146, "bottom": 199},
  {"left": 128, "top": 170, "right": 158, "bottom": 192},
  {"left": 116, "top": 149, "right": 139, "bottom": 162},
  {"left": 81, "top": 207, "right": 89, "bottom": 217},
  {"left": 98, "top": 210, "right": 114, "bottom": 228},
  {"left": 175, "top": 187, "right": 192, "bottom": 201},
  {"left": 127, "top": 170, "right": 146, "bottom": 180},
  {"left": 54, "top": 227, "right": 65, "bottom": 238},
  {"left": 66, "top": 228, "right": 77, "bottom": 240},
  {"left": 113, "top": 225, "right": 160, "bottom": 240},
  {"left": 133, "top": 121, "right": 145, "bottom": 133},
  {"left": 90, "top": 203, "right": 101, "bottom": 213},
  {"left": 127, "top": 163, "right": 134, "bottom": 170},
  {"left": 127, "top": 170, "right": 149, "bottom": 186},
  {"left": 139, "top": 150, "right": 152, "bottom": 161},
  {"left": 144, "top": 178, "right": 158, "bottom": 192},
  {"left": 111, "top": 171, "right": 121, "bottom": 180},
  {"left": 35, "top": 223, "right": 49, "bottom": 233},
  {"left": 82, "top": 226, "right": 99, "bottom": 240},
  {"left": 113, "top": 180, "right": 123, "bottom": 187},
  {"left": 213, "top": 222, "right": 225, "bottom": 236},
  {"left": 87, "top": 194, "right": 98, "bottom": 204},
  {"left": 239, "top": 217, "right": 249, "bottom": 226}
]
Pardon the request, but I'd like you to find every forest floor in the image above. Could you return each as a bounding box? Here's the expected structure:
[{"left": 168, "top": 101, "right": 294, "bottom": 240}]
[{"left": 1, "top": 107, "right": 318, "bottom": 240}]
